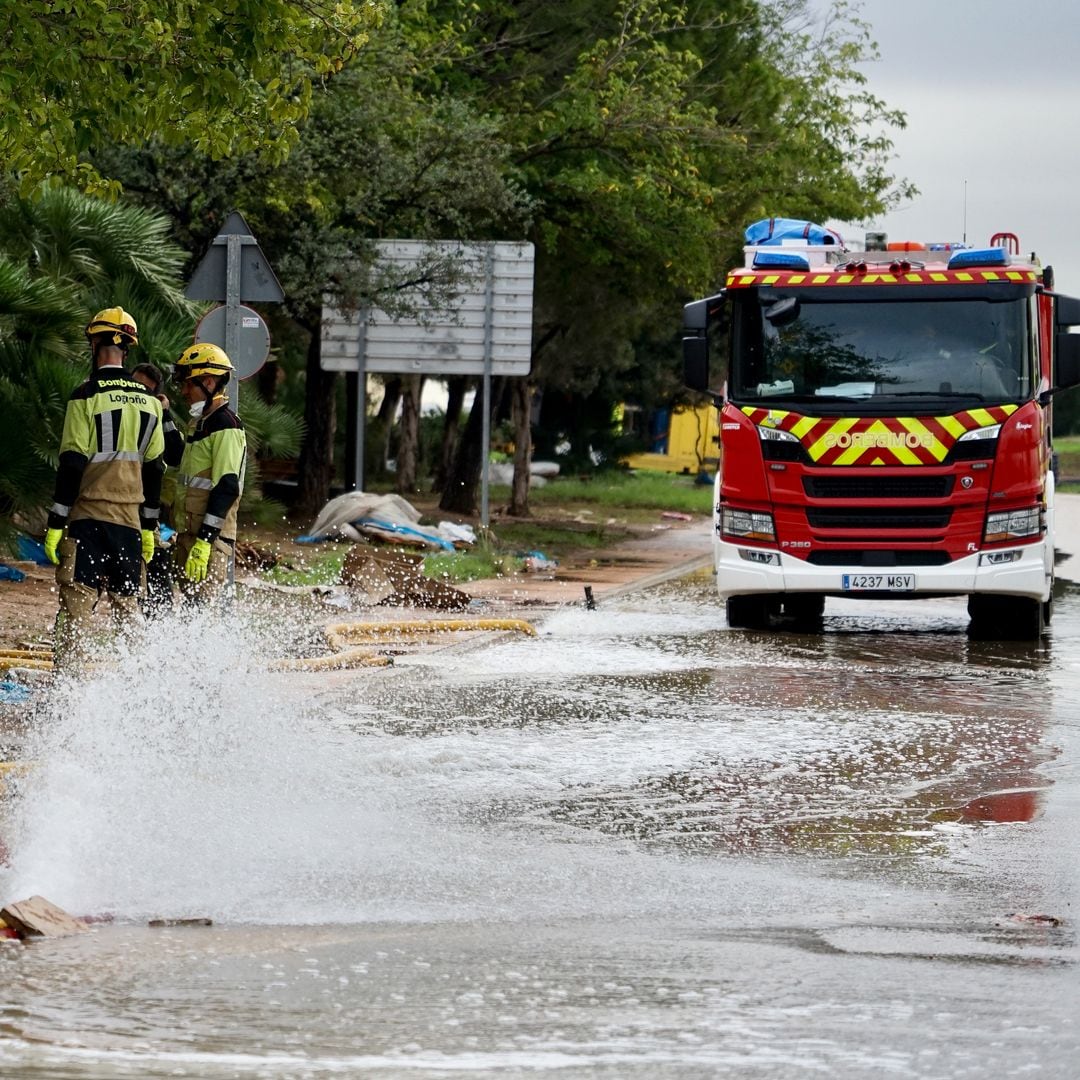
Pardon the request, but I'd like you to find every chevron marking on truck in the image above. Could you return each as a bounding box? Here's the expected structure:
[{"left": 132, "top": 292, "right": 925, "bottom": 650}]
[{"left": 740, "top": 406, "right": 1019, "bottom": 466}]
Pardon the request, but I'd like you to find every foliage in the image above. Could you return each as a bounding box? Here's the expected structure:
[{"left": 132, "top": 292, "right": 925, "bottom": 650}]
[
  {"left": 236, "top": 384, "right": 305, "bottom": 460},
  {"left": 263, "top": 546, "right": 349, "bottom": 587},
  {"left": 1, "top": 0, "right": 383, "bottom": 192},
  {"left": 0, "top": 187, "right": 200, "bottom": 544},
  {"left": 526, "top": 470, "right": 714, "bottom": 514},
  {"left": 421, "top": 549, "right": 521, "bottom": 583}
]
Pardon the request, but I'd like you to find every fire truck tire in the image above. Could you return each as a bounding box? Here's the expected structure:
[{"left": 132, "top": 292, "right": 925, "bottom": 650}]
[
  {"left": 782, "top": 594, "right": 826, "bottom": 623},
  {"left": 726, "top": 594, "right": 776, "bottom": 630},
  {"left": 967, "top": 595, "right": 1045, "bottom": 641}
]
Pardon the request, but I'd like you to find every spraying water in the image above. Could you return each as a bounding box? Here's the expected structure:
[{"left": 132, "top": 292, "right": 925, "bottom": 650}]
[{"left": 2, "top": 595, "right": 819, "bottom": 927}]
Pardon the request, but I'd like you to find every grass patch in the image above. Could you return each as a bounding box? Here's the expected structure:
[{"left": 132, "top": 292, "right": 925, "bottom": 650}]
[
  {"left": 490, "top": 519, "right": 615, "bottom": 555},
  {"left": 527, "top": 469, "right": 713, "bottom": 514},
  {"left": 264, "top": 547, "right": 347, "bottom": 587},
  {"left": 422, "top": 549, "right": 521, "bottom": 583},
  {"left": 1055, "top": 434, "right": 1080, "bottom": 483}
]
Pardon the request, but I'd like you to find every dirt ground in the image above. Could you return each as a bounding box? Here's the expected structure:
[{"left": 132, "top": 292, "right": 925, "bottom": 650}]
[{"left": 0, "top": 500, "right": 713, "bottom": 652}]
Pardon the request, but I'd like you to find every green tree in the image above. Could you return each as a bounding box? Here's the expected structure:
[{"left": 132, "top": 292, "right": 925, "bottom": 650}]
[{"left": 1, "top": 0, "right": 383, "bottom": 192}]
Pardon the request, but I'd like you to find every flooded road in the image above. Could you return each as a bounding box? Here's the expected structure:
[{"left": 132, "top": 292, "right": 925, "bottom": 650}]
[{"left": 0, "top": 576, "right": 1077, "bottom": 1078}]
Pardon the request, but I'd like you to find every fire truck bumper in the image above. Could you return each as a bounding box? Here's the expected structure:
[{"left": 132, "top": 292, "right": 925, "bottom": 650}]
[{"left": 714, "top": 537, "right": 1052, "bottom": 602}]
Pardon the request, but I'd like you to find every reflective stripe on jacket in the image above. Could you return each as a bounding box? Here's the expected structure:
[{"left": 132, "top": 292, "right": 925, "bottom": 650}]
[
  {"left": 175, "top": 404, "right": 246, "bottom": 542},
  {"left": 51, "top": 367, "right": 165, "bottom": 531}
]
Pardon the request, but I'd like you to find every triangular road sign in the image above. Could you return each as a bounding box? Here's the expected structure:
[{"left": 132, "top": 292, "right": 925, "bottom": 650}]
[{"left": 185, "top": 210, "right": 285, "bottom": 303}]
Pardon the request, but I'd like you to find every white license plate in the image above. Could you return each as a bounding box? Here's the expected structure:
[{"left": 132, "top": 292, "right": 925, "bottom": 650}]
[{"left": 842, "top": 573, "right": 915, "bottom": 592}]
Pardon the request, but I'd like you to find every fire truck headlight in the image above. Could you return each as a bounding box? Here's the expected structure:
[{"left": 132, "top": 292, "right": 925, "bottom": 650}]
[
  {"left": 757, "top": 426, "right": 799, "bottom": 443},
  {"left": 984, "top": 507, "right": 1042, "bottom": 542},
  {"left": 958, "top": 424, "right": 1001, "bottom": 443},
  {"left": 722, "top": 507, "right": 776, "bottom": 542}
]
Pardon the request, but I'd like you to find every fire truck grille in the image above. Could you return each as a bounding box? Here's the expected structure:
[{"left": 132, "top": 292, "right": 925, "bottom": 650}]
[
  {"left": 807, "top": 550, "right": 952, "bottom": 566},
  {"left": 803, "top": 475, "right": 954, "bottom": 499},
  {"left": 806, "top": 507, "right": 952, "bottom": 530}
]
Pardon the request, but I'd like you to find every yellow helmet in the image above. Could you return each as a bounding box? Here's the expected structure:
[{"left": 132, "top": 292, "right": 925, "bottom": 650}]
[
  {"left": 173, "top": 343, "right": 234, "bottom": 384},
  {"left": 85, "top": 307, "right": 138, "bottom": 346}
]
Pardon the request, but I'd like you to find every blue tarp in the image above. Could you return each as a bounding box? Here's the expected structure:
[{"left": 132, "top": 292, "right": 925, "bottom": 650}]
[
  {"left": 0, "top": 564, "right": 26, "bottom": 582},
  {"left": 0, "top": 681, "right": 32, "bottom": 704},
  {"left": 16, "top": 534, "right": 51, "bottom": 566},
  {"left": 297, "top": 518, "right": 456, "bottom": 551},
  {"left": 745, "top": 218, "right": 843, "bottom": 247}
]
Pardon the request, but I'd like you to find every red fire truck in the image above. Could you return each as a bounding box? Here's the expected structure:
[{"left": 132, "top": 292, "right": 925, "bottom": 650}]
[{"left": 682, "top": 222, "right": 1080, "bottom": 639}]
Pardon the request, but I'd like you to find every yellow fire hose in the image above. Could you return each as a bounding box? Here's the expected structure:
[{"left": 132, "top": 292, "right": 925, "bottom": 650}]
[
  {"left": 272, "top": 648, "right": 393, "bottom": 672},
  {"left": 327, "top": 618, "right": 537, "bottom": 644},
  {"left": 275, "top": 618, "right": 536, "bottom": 673},
  {"left": 0, "top": 649, "right": 53, "bottom": 674}
]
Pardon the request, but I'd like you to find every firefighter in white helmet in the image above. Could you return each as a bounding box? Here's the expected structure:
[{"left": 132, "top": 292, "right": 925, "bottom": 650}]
[
  {"left": 43, "top": 307, "right": 166, "bottom": 666},
  {"left": 171, "top": 343, "right": 246, "bottom": 601}
]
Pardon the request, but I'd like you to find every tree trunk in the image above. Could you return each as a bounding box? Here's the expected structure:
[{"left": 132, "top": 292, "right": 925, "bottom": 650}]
[
  {"left": 377, "top": 376, "right": 402, "bottom": 475},
  {"left": 439, "top": 377, "right": 504, "bottom": 515},
  {"left": 509, "top": 378, "right": 532, "bottom": 517},
  {"left": 396, "top": 374, "right": 423, "bottom": 495},
  {"left": 432, "top": 376, "right": 467, "bottom": 493},
  {"left": 297, "top": 322, "right": 338, "bottom": 519}
]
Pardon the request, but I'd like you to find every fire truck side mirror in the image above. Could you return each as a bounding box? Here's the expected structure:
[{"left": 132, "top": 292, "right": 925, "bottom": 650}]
[
  {"left": 683, "top": 336, "right": 710, "bottom": 392},
  {"left": 1055, "top": 294, "right": 1080, "bottom": 328},
  {"left": 1054, "top": 332, "right": 1080, "bottom": 390}
]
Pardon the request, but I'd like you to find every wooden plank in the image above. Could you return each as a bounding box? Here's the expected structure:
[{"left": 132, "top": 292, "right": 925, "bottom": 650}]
[{"left": 0, "top": 896, "right": 89, "bottom": 938}]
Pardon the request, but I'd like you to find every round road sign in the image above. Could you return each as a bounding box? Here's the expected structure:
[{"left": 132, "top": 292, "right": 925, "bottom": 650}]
[{"left": 194, "top": 304, "right": 271, "bottom": 380}]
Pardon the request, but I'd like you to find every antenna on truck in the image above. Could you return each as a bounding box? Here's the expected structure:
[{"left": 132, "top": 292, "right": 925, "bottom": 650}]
[{"left": 962, "top": 179, "right": 968, "bottom": 245}]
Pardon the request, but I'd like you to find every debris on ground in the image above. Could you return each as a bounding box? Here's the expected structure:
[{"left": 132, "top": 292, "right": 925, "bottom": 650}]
[
  {"left": 299, "top": 491, "right": 472, "bottom": 552},
  {"left": 519, "top": 550, "right": 558, "bottom": 574},
  {"left": 342, "top": 547, "right": 470, "bottom": 610},
  {"left": 235, "top": 540, "right": 286, "bottom": 572},
  {"left": 0, "top": 896, "right": 89, "bottom": 939},
  {"left": 660, "top": 511, "right": 694, "bottom": 521},
  {"left": 149, "top": 917, "right": 213, "bottom": 928},
  {"left": 1005, "top": 912, "right": 1063, "bottom": 926}
]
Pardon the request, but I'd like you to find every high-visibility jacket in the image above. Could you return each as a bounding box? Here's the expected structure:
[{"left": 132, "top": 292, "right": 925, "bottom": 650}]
[
  {"left": 175, "top": 403, "right": 246, "bottom": 543},
  {"left": 48, "top": 366, "right": 165, "bottom": 533}
]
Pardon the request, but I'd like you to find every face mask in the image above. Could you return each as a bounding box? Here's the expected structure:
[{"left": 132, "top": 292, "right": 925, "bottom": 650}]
[{"left": 189, "top": 400, "right": 206, "bottom": 418}]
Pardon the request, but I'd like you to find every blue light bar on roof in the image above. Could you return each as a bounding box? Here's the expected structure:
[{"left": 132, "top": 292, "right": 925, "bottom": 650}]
[
  {"left": 752, "top": 251, "right": 811, "bottom": 271},
  {"left": 947, "top": 246, "right": 1009, "bottom": 270}
]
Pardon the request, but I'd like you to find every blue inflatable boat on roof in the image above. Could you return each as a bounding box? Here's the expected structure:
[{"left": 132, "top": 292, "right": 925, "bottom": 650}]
[{"left": 744, "top": 218, "right": 843, "bottom": 247}]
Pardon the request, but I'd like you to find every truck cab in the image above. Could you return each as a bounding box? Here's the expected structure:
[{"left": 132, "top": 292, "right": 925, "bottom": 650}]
[{"left": 683, "top": 226, "right": 1080, "bottom": 639}]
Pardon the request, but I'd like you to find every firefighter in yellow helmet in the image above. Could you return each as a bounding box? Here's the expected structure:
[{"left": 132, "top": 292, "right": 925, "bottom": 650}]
[
  {"left": 43, "top": 308, "right": 166, "bottom": 667},
  {"left": 171, "top": 343, "right": 246, "bottom": 601}
]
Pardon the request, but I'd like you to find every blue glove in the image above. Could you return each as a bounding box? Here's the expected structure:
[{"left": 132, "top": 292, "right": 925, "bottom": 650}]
[
  {"left": 44, "top": 528, "right": 64, "bottom": 566},
  {"left": 185, "top": 538, "right": 212, "bottom": 582}
]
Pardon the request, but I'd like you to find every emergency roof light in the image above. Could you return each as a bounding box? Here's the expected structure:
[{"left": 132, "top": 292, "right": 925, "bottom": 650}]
[
  {"left": 946, "top": 246, "right": 1010, "bottom": 270},
  {"left": 751, "top": 250, "right": 811, "bottom": 272}
]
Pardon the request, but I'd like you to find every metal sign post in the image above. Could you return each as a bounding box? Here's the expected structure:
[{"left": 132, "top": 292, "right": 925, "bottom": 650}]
[
  {"left": 186, "top": 211, "right": 284, "bottom": 593},
  {"left": 480, "top": 246, "right": 496, "bottom": 527}
]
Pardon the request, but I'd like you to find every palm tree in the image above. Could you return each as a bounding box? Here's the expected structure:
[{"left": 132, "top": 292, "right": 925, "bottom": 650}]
[{"left": 0, "top": 186, "right": 198, "bottom": 546}]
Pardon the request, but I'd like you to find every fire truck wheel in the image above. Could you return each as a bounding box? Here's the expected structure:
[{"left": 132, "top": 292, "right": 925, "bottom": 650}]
[
  {"left": 967, "top": 594, "right": 1045, "bottom": 642},
  {"left": 782, "top": 594, "right": 826, "bottom": 623},
  {"left": 726, "top": 594, "right": 776, "bottom": 630}
]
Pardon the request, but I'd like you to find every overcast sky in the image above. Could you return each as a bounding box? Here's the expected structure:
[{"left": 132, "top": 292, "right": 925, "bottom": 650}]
[{"left": 820, "top": 0, "right": 1080, "bottom": 293}]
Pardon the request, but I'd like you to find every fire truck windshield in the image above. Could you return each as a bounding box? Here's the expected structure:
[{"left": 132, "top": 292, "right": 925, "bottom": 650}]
[{"left": 730, "top": 294, "right": 1031, "bottom": 409}]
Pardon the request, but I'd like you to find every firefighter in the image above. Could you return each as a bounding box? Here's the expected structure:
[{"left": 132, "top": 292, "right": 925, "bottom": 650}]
[
  {"left": 171, "top": 344, "right": 246, "bottom": 602},
  {"left": 43, "top": 308, "right": 166, "bottom": 667}
]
